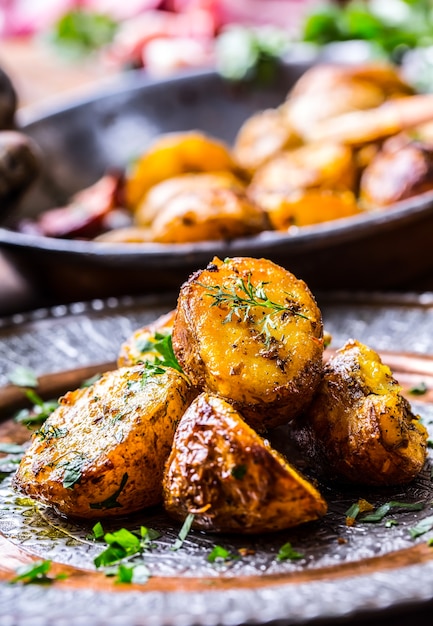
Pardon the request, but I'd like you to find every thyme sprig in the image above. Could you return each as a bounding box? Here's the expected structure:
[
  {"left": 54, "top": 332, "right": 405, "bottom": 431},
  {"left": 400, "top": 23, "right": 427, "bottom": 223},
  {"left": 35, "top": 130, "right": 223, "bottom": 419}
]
[{"left": 201, "top": 275, "right": 309, "bottom": 339}]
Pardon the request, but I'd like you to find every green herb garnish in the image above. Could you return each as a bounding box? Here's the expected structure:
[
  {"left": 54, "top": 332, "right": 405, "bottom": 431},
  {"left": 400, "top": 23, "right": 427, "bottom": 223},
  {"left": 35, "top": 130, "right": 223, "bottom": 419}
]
[
  {"left": 409, "top": 381, "right": 428, "bottom": 395},
  {"left": 50, "top": 8, "right": 118, "bottom": 57},
  {"left": 202, "top": 274, "right": 309, "bottom": 342},
  {"left": 136, "top": 332, "right": 182, "bottom": 372},
  {"left": 171, "top": 513, "right": 195, "bottom": 551},
  {"left": 60, "top": 454, "right": 87, "bottom": 489},
  {"left": 94, "top": 526, "right": 159, "bottom": 568},
  {"left": 207, "top": 545, "right": 238, "bottom": 563},
  {"left": 409, "top": 514, "right": 433, "bottom": 539},
  {"left": 359, "top": 501, "right": 424, "bottom": 523},
  {"left": 14, "top": 390, "right": 59, "bottom": 428},
  {"left": 10, "top": 560, "right": 67, "bottom": 584},
  {"left": 231, "top": 464, "right": 247, "bottom": 480},
  {"left": 90, "top": 473, "right": 128, "bottom": 510},
  {"left": 92, "top": 521, "right": 105, "bottom": 540},
  {"left": 8, "top": 366, "right": 38, "bottom": 388},
  {"left": 276, "top": 542, "right": 304, "bottom": 562}
]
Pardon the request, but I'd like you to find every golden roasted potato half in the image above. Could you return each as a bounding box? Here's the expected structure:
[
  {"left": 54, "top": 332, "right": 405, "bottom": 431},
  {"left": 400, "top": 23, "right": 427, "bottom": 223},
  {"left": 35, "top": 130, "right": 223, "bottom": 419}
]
[
  {"left": 163, "top": 392, "right": 327, "bottom": 533},
  {"left": 233, "top": 107, "right": 301, "bottom": 173},
  {"left": 125, "top": 131, "right": 237, "bottom": 209},
  {"left": 117, "top": 309, "right": 176, "bottom": 367},
  {"left": 290, "top": 339, "right": 428, "bottom": 486},
  {"left": 14, "top": 365, "right": 195, "bottom": 518},
  {"left": 172, "top": 256, "right": 324, "bottom": 430}
]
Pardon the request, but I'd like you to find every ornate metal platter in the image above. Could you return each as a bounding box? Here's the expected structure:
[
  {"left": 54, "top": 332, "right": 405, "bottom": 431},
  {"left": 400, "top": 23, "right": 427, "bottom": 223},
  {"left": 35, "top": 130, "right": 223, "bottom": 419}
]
[{"left": 2, "top": 291, "right": 433, "bottom": 626}]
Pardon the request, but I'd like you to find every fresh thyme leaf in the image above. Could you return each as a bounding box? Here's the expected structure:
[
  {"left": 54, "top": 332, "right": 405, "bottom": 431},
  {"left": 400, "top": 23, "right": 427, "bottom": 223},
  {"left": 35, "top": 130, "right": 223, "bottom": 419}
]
[
  {"left": 10, "top": 560, "right": 67, "bottom": 584},
  {"left": 8, "top": 366, "right": 38, "bottom": 388},
  {"left": 276, "top": 542, "right": 304, "bottom": 562},
  {"left": 90, "top": 473, "right": 128, "bottom": 510},
  {"left": 171, "top": 513, "right": 195, "bottom": 551},
  {"left": 409, "top": 514, "right": 433, "bottom": 539},
  {"left": 201, "top": 274, "right": 309, "bottom": 343}
]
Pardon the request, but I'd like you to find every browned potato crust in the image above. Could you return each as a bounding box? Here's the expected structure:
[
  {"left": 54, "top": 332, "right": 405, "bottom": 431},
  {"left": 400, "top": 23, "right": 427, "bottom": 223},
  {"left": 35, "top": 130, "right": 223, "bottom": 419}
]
[
  {"left": 172, "top": 256, "right": 324, "bottom": 430},
  {"left": 290, "top": 339, "right": 428, "bottom": 486},
  {"left": 163, "top": 392, "right": 327, "bottom": 533},
  {"left": 14, "top": 365, "right": 195, "bottom": 518},
  {"left": 117, "top": 309, "right": 176, "bottom": 367}
]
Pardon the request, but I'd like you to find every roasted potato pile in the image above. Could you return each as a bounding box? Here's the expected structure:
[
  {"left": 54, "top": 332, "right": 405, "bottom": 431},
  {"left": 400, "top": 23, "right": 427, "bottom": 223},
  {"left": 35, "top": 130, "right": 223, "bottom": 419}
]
[
  {"left": 19, "top": 61, "right": 433, "bottom": 242},
  {"left": 13, "top": 257, "right": 428, "bottom": 534}
]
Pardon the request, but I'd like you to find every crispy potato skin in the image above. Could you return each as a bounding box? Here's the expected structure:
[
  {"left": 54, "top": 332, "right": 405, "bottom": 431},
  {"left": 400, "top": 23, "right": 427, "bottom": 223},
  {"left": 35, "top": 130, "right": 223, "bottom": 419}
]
[
  {"left": 117, "top": 309, "right": 176, "bottom": 367},
  {"left": 290, "top": 339, "right": 428, "bottom": 486},
  {"left": 172, "top": 256, "right": 324, "bottom": 430},
  {"left": 163, "top": 393, "right": 327, "bottom": 533},
  {"left": 14, "top": 366, "right": 195, "bottom": 518}
]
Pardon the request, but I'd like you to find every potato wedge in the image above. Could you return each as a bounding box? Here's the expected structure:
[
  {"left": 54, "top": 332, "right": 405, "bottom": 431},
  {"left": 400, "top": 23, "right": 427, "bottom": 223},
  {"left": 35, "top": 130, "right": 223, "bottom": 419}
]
[
  {"left": 172, "top": 256, "right": 324, "bottom": 430},
  {"left": 163, "top": 392, "right": 327, "bottom": 533},
  {"left": 117, "top": 309, "right": 176, "bottom": 367},
  {"left": 14, "top": 365, "right": 195, "bottom": 518},
  {"left": 290, "top": 339, "right": 428, "bottom": 485}
]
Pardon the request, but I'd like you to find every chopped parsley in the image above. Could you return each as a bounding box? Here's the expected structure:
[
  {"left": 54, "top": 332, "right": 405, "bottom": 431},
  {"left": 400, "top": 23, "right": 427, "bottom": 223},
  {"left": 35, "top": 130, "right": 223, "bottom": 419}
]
[
  {"left": 10, "top": 560, "right": 67, "bottom": 585},
  {"left": 409, "top": 381, "right": 428, "bottom": 395},
  {"left": 94, "top": 526, "right": 160, "bottom": 569},
  {"left": 409, "top": 515, "right": 433, "bottom": 539},
  {"left": 60, "top": 454, "right": 87, "bottom": 489},
  {"left": 14, "top": 390, "right": 59, "bottom": 428},
  {"left": 136, "top": 332, "right": 182, "bottom": 372},
  {"left": 276, "top": 542, "right": 304, "bottom": 562},
  {"left": 207, "top": 545, "right": 238, "bottom": 563},
  {"left": 171, "top": 513, "right": 195, "bottom": 551}
]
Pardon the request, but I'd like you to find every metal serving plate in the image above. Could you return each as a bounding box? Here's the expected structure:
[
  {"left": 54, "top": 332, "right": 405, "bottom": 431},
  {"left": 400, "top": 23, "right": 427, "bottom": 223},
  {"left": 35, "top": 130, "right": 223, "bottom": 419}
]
[{"left": 2, "top": 292, "right": 433, "bottom": 626}]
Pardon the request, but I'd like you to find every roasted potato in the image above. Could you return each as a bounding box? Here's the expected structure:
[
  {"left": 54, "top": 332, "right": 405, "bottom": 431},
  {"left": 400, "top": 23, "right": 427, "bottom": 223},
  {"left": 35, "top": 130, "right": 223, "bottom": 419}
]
[
  {"left": 163, "top": 392, "right": 327, "bottom": 533},
  {"left": 233, "top": 107, "right": 301, "bottom": 174},
  {"left": 125, "top": 131, "right": 238, "bottom": 209},
  {"left": 149, "top": 185, "right": 266, "bottom": 243},
  {"left": 117, "top": 309, "right": 176, "bottom": 367},
  {"left": 256, "top": 189, "right": 360, "bottom": 230},
  {"left": 359, "top": 135, "right": 433, "bottom": 208},
  {"left": 282, "top": 62, "right": 414, "bottom": 142},
  {"left": 172, "top": 256, "right": 324, "bottom": 430},
  {"left": 135, "top": 171, "right": 246, "bottom": 227},
  {"left": 289, "top": 339, "right": 428, "bottom": 486},
  {"left": 14, "top": 365, "right": 195, "bottom": 518}
]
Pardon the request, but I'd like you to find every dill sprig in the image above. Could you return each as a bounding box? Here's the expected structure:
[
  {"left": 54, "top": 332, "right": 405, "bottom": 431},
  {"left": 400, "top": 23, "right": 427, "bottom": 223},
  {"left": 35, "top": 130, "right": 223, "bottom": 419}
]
[{"left": 200, "top": 275, "right": 309, "bottom": 339}]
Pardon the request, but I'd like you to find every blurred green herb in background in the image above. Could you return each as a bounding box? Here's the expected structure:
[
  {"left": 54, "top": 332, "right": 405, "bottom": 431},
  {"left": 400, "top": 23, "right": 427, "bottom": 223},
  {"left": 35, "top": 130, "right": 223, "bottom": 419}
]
[
  {"left": 301, "top": 0, "right": 433, "bottom": 62},
  {"left": 49, "top": 9, "right": 118, "bottom": 58}
]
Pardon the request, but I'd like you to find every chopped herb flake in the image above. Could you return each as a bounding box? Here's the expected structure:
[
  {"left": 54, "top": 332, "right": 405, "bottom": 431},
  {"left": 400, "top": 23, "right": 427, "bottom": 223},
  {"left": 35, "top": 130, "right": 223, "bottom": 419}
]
[
  {"left": 276, "top": 542, "right": 304, "bottom": 562},
  {"left": 231, "top": 464, "right": 247, "bottom": 479},
  {"left": 10, "top": 560, "right": 67, "bottom": 584},
  {"left": 207, "top": 545, "right": 238, "bottom": 563},
  {"left": 90, "top": 473, "right": 128, "bottom": 510},
  {"left": 171, "top": 513, "right": 195, "bottom": 551},
  {"left": 409, "top": 381, "right": 428, "bottom": 395},
  {"left": 409, "top": 515, "right": 433, "bottom": 539}
]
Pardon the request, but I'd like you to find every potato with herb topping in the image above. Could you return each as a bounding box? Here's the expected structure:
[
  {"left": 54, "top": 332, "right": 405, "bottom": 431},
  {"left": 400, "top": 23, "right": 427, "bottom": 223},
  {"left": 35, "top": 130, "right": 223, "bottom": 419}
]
[
  {"left": 163, "top": 392, "right": 327, "bottom": 533},
  {"left": 172, "top": 256, "right": 324, "bottom": 431},
  {"left": 117, "top": 309, "right": 176, "bottom": 367},
  {"left": 14, "top": 365, "right": 195, "bottom": 518},
  {"left": 289, "top": 339, "right": 428, "bottom": 485}
]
